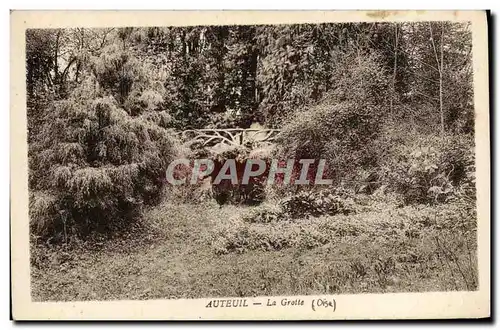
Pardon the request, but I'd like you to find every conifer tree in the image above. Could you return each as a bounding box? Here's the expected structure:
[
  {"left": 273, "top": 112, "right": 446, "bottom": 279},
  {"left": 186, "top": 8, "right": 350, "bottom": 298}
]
[{"left": 29, "top": 34, "right": 178, "bottom": 239}]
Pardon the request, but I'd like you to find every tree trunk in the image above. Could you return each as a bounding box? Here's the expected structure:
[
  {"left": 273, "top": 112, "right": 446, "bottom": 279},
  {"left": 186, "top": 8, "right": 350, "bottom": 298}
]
[
  {"left": 75, "top": 29, "right": 84, "bottom": 83},
  {"left": 53, "top": 30, "right": 60, "bottom": 87},
  {"left": 439, "top": 23, "right": 445, "bottom": 137},
  {"left": 428, "top": 22, "right": 445, "bottom": 137},
  {"left": 390, "top": 23, "right": 399, "bottom": 113}
]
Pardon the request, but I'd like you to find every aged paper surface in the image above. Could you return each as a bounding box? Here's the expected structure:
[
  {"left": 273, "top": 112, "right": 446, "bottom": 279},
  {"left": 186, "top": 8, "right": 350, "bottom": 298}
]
[{"left": 11, "top": 10, "right": 489, "bottom": 320}]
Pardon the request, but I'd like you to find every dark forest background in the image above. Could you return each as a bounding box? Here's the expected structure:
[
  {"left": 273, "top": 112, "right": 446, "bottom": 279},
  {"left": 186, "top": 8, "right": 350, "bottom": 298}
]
[{"left": 27, "top": 23, "right": 473, "bottom": 134}]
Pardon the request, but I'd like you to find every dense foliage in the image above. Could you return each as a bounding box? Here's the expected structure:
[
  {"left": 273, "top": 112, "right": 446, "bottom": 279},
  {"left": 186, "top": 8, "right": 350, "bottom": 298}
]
[
  {"left": 27, "top": 22, "right": 478, "bottom": 301},
  {"left": 27, "top": 22, "right": 475, "bottom": 240},
  {"left": 28, "top": 30, "right": 178, "bottom": 240}
]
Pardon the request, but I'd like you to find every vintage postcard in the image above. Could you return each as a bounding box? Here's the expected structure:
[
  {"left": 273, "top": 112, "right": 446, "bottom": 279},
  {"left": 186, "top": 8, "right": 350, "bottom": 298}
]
[{"left": 10, "top": 10, "right": 490, "bottom": 320}]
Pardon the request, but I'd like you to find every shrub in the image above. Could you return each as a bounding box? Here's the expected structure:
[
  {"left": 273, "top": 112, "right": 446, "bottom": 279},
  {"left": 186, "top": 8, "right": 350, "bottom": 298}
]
[
  {"left": 383, "top": 134, "right": 475, "bottom": 205},
  {"left": 237, "top": 188, "right": 356, "bottom": 224},
  {"left": 240, "top": 203, "right": 286, "bottom": 224},
  {"left": 29, "top": 43, "right": 179, "bottom": 240},
  {"left": 281, "top": 188, "right": 355, "bottom": 219},
  {"left": 276, "top": 101, "right": 383, "bottom": 183},
  {"left": 29, "top": 191, "right": 61, "bottom": 240},
  {"left": 275, "top": 52, "right": 390, "bottom": 185},
  {"left": 29, "top": 96, "right": 178, "bottom": 239},
  {"left": 208, "top": 144, "right": 268, "bottom": 206}
]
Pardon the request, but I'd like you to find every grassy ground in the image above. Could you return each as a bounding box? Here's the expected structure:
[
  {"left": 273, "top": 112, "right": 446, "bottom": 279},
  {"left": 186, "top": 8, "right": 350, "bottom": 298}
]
[{"left": 31, "top": 198, "right": 478, "bottom": 301}]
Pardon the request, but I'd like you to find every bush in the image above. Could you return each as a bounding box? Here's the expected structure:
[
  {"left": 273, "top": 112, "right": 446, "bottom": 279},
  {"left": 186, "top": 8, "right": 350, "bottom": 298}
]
[
  {"left": 240, "top": 203, "right": 286, "bottom": 224},
  {"left": 383, "top": 134, "right": 475, "bottom": 205},
  {"left": 29, "top": 96, "right": 179, "bottom": 239},
  {"left": 29, "top": 191, "right": 61, "bottom": 240},
  {"left": 209, "top": 144, "right": 268, "bottom": 206},
  {"left": 275, "top": 53, "right": 390, "bottom": 185},
  {"left": 236, "top": 188, "right": 356, "bottom": 225},
  {"left": 29, "top": 43, "right": 179, "bottom": 240},
  {"left": 280, "top": 189, "right": 355, "bottom": 219}
]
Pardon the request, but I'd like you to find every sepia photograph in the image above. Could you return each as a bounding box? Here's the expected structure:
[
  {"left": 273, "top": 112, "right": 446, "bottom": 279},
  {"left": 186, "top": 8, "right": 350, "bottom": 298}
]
[{"left": 10, "top": 10, "right": 490, "bottom": 320}]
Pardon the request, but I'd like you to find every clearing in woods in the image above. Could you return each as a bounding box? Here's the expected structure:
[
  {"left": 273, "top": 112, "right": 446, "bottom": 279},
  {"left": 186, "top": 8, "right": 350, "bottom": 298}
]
[{"left": 31, "top": 198, "right": 477, "bottom": 301}]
